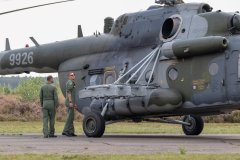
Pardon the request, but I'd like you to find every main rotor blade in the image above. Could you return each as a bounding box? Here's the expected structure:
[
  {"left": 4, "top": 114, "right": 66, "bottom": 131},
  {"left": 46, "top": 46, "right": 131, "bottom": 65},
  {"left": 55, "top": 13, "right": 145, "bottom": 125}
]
[{"left": 0, "top": 0, "right": 74, "bottom": 15}]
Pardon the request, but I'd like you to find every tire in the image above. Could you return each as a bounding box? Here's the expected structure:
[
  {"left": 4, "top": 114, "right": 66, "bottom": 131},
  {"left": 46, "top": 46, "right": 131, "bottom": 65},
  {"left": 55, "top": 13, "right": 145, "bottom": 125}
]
[
  {"left": 182, "top": 115, "right": 204, "bottom": 135},
  {"left": 83, "top": 112, "right": 105, "bottom": 138}
]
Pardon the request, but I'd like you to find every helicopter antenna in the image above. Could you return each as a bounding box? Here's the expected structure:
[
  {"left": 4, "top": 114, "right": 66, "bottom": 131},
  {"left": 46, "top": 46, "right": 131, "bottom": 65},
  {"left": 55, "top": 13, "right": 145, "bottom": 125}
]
[
  {"left": 5, "top": 38, "right": 11, "bottom": 51},
  {"left": 78, "top": 25, "right": 83, "bottom": 38},
  {"left": 0, "top": 0, "right": 74, "bottom": 15}
]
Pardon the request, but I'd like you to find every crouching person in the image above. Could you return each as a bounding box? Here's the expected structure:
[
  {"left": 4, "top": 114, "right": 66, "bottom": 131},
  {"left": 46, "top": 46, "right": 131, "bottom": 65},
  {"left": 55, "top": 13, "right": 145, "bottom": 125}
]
[{"left": 39, "top": 75, "right": 59, "bottom": 138}]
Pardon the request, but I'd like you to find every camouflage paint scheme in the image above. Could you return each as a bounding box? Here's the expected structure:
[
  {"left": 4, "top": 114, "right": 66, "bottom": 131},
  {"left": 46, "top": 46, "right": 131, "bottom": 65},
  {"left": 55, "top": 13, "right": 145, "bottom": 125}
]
[{"left": 0, "top": 2, "right": 240, "bottom": 120}]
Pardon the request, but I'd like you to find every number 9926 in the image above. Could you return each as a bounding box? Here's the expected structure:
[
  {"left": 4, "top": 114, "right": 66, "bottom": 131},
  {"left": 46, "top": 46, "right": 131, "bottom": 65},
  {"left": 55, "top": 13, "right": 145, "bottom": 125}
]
[{"left": 9, "top": 52, "right": 33, "bottom": 66}]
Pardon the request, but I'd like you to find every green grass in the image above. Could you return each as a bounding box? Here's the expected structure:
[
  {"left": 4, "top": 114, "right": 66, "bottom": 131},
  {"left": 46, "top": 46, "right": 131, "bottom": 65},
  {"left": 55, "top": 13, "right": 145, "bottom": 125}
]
[
  {"left": 0, "top": 153, "right": 240, "bottom": 160},
  {"left": 0, "top": 122, "right": 240, "bottom": 134},
  {"left": 178, "top": 142, "right": 187, "bottom": 155}
]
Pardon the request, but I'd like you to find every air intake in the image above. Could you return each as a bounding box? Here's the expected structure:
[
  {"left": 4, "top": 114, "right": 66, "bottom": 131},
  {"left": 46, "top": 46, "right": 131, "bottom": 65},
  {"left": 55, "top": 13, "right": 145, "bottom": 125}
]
[{"left": 88, "top": 68, "right": 104, "bottom": 75}]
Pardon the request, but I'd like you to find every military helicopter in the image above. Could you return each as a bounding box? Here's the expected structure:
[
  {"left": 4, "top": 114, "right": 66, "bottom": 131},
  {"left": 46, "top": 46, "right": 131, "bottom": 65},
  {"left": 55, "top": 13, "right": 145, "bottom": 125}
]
[{"left": 1, "top": 0, "right": 240, "bottom": 138}]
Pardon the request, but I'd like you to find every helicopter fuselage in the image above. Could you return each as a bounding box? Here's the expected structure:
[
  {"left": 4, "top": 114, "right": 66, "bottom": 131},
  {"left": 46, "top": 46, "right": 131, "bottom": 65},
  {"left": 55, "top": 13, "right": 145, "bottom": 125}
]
[{"left": 1, "top": 2, "right": 240, "bottom": 120}]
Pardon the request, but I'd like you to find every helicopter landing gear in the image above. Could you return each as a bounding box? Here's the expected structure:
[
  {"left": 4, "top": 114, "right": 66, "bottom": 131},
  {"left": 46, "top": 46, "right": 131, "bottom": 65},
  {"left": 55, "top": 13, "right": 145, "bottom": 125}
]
[
  {"left": 83, "top": 112, "right": 105, "bottom": 138},
  {"left": 182, "top": 115, "right": 204, "bottom": 135}
]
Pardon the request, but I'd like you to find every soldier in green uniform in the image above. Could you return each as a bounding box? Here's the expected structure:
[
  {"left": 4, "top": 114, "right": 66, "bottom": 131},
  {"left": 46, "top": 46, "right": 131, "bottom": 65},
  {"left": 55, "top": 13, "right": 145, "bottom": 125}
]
[
  {"left": 39, "top": 75, "right": 59, "bottom": 138},
  {"left": 62, "top": 72, "right": 77, "bottom": 137}
]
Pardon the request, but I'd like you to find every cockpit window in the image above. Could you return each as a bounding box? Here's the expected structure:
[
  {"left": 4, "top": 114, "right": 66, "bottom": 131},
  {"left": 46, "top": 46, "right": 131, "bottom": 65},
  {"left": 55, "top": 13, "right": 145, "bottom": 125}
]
[
  {"left": 115, "top": 20, "right": 119, "bottom": 27},
  {"left": 123, "top": 16, "right": 128, "bottom": 25},
  {"left": 120, "top": 14, "right": 125, "bottom": 23}
]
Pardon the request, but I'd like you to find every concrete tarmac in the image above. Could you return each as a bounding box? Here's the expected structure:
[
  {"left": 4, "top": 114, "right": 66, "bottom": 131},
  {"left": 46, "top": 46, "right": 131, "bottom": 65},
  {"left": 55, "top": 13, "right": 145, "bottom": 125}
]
[{"left": 0, "top": 133, "right": 240, "bottom": 154}]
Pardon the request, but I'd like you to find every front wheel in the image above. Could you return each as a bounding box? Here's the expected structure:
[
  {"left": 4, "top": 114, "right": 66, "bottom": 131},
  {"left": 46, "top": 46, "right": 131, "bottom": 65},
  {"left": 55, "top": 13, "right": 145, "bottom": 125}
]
[
  {"left": 83, "top": 112, "right": 105, "bottom": 138},
  {"left": 182, "top": 115, "right": 204, "bottom": 135}
]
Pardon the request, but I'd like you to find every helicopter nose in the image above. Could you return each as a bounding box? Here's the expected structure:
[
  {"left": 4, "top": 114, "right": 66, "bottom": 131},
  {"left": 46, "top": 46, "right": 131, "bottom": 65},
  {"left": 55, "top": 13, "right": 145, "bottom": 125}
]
[{"left": 233, "top": 15, "right": 240, "bottom": 31}]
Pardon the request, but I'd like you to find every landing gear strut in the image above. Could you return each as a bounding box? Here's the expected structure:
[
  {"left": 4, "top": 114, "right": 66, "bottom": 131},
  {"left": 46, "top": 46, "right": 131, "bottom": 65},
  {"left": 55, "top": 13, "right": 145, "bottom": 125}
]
[{"left": 182, "top": 115, "right": 204, "bottom": 135}]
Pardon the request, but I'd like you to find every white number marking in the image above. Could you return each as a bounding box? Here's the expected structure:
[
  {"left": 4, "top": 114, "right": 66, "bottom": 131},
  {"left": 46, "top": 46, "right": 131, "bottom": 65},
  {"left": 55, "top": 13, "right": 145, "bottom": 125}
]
[
  {"left": 28, "top": 52, "right": 33, "bottom": 64},
  {"left": 9, "top": 54, "right": 15, "bottom": 66},
  {"left": 16, "top": 53, "right": 21, "bottom": 65},
  {"left": 22, "top": 52, "right": 28, "bottom": 65},
  {"left": 9, "top": 52, "right": 34, "bottom": 66}
]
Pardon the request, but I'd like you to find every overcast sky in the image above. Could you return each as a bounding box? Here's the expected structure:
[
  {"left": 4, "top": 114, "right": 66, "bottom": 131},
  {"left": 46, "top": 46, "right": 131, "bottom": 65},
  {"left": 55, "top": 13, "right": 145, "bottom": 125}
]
[{"left": 0, "top": 0, "right": 239, "bottom": 77}]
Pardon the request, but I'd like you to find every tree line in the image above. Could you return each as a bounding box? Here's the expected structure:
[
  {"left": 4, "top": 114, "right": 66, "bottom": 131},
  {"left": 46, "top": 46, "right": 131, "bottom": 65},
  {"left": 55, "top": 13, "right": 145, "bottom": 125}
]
[
  {"left": 0, "top": 76, "right": 61, "bottom": 102},
  {"left": 0, "top": 76, "right": 59, "bottom": 89}
]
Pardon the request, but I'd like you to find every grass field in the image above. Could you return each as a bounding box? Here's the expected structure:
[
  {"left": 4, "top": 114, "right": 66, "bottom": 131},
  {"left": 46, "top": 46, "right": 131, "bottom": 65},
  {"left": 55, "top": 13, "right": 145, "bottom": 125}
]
[
  {"left": 0, "top": 153, "right": 240, "bottom": 160},
  {"left": 0, "top": 122, "right": 240, "bottom": 134}
]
